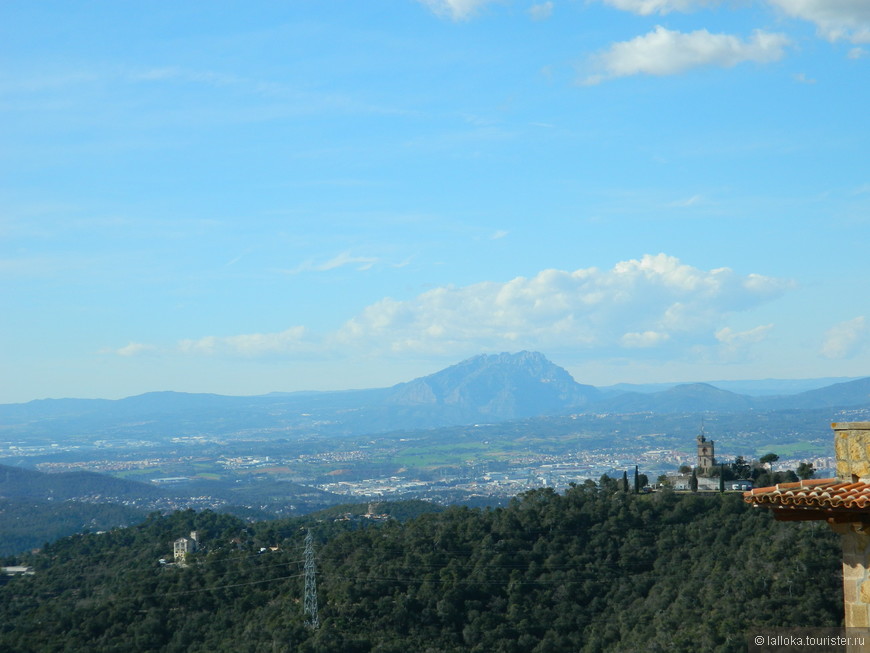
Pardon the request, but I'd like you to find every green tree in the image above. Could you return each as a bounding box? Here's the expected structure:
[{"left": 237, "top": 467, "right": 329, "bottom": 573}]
[
  {"left": 760, "top": 453, "right": 779, "bottom": 466},
  {"left": 755, "top": 469, "right": 800, "bottom": 488},
  {"left": 796, "top": 462, "right": 815, "bottom": 480},
  {"left": 731, "top": 456, "right": 752, "bottom": 480},
  {"left": 689, "top": 469, "right": 698, "bottom": 492}
]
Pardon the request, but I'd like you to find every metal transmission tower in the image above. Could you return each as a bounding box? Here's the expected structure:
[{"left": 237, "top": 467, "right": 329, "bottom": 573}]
[{"left": 303, "top": 529, "right": 320, "bottom": 629}]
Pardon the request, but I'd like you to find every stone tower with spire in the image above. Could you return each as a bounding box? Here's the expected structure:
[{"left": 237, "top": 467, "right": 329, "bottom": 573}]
[{"left": 697, "top": 426, "right": 715, "bottom": 476}]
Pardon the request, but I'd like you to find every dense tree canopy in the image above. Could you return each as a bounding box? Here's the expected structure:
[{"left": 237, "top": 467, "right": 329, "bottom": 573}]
[
  {"left": 0, "top": 489, "right": 843, "bottom": 652},
  {"left": 0, "top": 499, "right": 146, "bottom": 557}
]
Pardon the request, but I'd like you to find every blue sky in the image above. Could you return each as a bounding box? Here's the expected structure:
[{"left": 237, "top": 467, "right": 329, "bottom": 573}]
[{"left": 2, "top": 0, "right": 869, "bottom": 402}]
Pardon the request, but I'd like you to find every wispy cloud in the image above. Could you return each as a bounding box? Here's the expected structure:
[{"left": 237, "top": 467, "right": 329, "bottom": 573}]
[
  {"left": 597, "top": 0, "right": 720, "bottom": 15},
  {"left": 622, "top": 330, "right": 671, "bottom": 348},
  {"left": 584, "top": 26, "right": 791, "bottom": 84},
  {"left": 317, "top": 252, "right": 379, "bottom": 271},
  {"left": 668, "top": 194, "right": 703, "bottom": 207},
  {"left": 285, "top": 251, "right": 380, "bottom": 274},
  {"left": 821, "top": 316, "right": 866, "bottom": 359},
  {"left": 114, "top": 342, "right": 158, "bottom": 357},
  {"left": 178, "top": 327, "right": 309, "bottom": 356},
  {"left": 0, "top": 71, "right": 101, "bottom": 94},
  {"left": 0, "top": 255, "right": 92, "bottom": 279},
  {"left": 768, "top": 0, "right": 870, "bottom": 43},
  {"left": 117, "top": 255, "right": 792, "bottom": 364},
  {"left": 123, "top": 65, "right": 409, "bottom": 121},
  {"left": 715, "top": 324, "right": 773, "bottom": 359},
  {"left": 490, "top": 229, "right": 509, "bottom": 240},
  {"left": 419, "top": 0, "right": 496, "bottom": 20},
  {"left": 530, "top": 2, "right": 555, "bottom": 21},
  {"left": 225, "top": 249, "right": 253, "bottom": 267},
  {"left": 130, "top": 66, "right": 289, "bottom": 97}
]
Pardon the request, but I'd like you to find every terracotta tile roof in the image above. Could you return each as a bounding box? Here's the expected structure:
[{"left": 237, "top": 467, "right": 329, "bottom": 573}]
[{"left": 744, "top": 477, "right": 870, "bottom": 511}]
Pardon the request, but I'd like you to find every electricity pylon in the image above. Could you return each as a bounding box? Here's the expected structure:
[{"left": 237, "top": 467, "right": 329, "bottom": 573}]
[{"left": 303, "top": 529, "right": 319, "bottom": 629}]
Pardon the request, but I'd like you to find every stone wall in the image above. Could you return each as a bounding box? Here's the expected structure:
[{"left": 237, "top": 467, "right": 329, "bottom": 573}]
[
  {"left": 832, "top": 522, "right": 870, "bottom": 628},
  {"left": 832, "top": 423, "right": 870, "bottom": 631},
  {"left": 833, "top": 422, "right": 870, "bottom": 482}
]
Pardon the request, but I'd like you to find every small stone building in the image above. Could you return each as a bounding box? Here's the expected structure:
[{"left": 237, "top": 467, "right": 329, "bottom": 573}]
[
  {"left": 744, "top": 422, "right": 870, "bottom": 630},
  {"left": 173, "top": 530, "right": 198, "bottom": 563}
]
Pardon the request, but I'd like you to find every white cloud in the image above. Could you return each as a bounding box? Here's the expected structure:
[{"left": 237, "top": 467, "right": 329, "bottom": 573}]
[
  {"left": 286, "top": 251, "right": 380, "bottom": 274},
  {"left": 419, "top": 0, "right": 496, "bottom": 20},
  {"left": 178, "top": 327, "right": 309, "bottom": 357},
  {"left": 849, "top": 47, "right": 869, "bottom": 58},
  {"left": 317, "top": 252, "right": 379, "bottom": 271},
  {"left": 715, "top": 325, "right": 773, "bottom": 345},
  {"left": 585, "top": 26, "right": 791, "bottom": 84},
  {"left": 122, "top": 255, "right": 790, "bottom": 364},
  {"left": 768, "top": 0, "right": 870, "bottom": 43},
  {"left": 335, "top": 254, "right": 791, "bottom": 356},
  {"left": 821, "top": 316, "right": 866, "bottom": 359},
  {"left": 622, "top": 330, "right": 671, "bottom": 348},
  {"left": 530, "top": 2, "right": 554, "bottom": 20},
  {"left": 114, "top": 342, "right": 157, "bottom": 356},
  {"left": 598, "top": 0, "right": 719, "bottom": 15},
  {"left": 490, "top": 229, "right": 509, "bottom": 239},
  {"left": 793, "top": 72, "right": 817, "bottom": 84},
  {"left": 714, "top": 324, "right": 773, "bottom": 359}
]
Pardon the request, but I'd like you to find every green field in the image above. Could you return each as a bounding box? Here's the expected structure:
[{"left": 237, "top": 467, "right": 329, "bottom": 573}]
[
  {"left": 391, "top": 441, "right": 492, "bottom": 467},
  {"left": 753, "top": 442, "right": 826, "bottom": 457}
]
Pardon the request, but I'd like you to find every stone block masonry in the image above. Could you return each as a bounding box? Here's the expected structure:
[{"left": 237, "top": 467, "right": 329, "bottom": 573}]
[
  {"left": 834, "top": 422, "right": 870, "bottom": 482},
  {"left": 833, "top": 424, "right": 870, "bottom": 633}
]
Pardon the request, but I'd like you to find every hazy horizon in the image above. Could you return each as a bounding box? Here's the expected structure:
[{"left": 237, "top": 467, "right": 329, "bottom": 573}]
[{"left": 3, "top": 348, "right": 861, "bottom": 404}]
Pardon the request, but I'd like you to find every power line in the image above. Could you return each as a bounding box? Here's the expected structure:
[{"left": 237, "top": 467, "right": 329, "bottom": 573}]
[{"left": 160, "top": 573, "right": 305, "bottom": 598}]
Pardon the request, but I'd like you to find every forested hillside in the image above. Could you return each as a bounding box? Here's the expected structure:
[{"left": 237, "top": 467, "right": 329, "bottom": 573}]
[
  {"left": 0, "top": 499, "right": 146, "bottom": 556},
  {"left": 0, "top": 488, "right": 842, "bottom": 652}
]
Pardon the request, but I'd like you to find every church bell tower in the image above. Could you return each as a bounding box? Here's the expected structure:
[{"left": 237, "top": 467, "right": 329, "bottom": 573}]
[{"left": 697, "top": 427, "right": 715, "bottom": 476}]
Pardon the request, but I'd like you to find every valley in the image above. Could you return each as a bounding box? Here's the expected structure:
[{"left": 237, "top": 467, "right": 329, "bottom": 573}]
[{"left": 1, "top": 352, "right": 865, "bottom": 555}]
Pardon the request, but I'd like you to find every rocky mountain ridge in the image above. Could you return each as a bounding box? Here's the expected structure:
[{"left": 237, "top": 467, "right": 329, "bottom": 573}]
[{"left": 1, "top": 351, "right": 868, "bottom": 441}]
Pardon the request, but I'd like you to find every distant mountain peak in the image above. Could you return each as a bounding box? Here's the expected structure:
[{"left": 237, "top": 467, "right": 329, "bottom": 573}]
[
  {"left": 666, "top": 382, "right": 736, "bottom": 394},
  {"left": 386, "top": 351, "right": 599, "bottom": 419}
]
